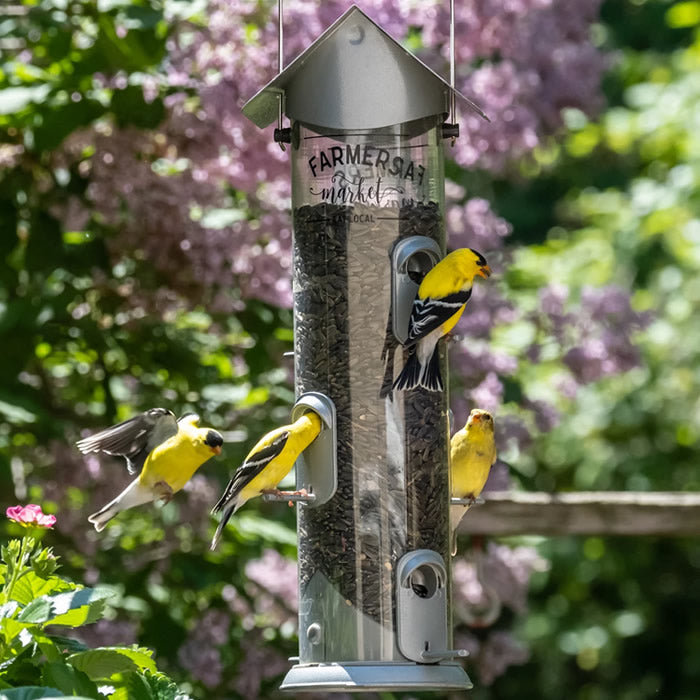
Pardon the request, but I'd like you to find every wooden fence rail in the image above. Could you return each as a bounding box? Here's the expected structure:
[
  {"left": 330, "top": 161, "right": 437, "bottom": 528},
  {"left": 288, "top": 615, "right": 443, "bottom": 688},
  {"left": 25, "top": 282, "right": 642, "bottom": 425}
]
[{"left": 458, "top": 491, "right": 700, "bottom": 536}]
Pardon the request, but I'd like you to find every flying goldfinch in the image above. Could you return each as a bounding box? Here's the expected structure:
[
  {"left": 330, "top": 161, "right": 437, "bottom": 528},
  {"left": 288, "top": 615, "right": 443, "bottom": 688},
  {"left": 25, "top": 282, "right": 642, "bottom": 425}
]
[
  {"left": 77, "top": 408, "right": 223, "bottom": 532},
  {"left": 393, "top": 248, "right": 491, "bottom": 392},
  {"left": 450, "top": 408, "right": 497, "bottom": 555},
  {"left": 210, "top": 411, "right": 322, "bottom": 550}
]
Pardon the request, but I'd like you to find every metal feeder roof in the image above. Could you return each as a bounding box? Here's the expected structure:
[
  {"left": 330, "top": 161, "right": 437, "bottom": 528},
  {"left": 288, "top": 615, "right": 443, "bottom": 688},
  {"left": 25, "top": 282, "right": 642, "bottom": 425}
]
[{"left": 242, "top": 4, "right": 487, "bottom": 131}]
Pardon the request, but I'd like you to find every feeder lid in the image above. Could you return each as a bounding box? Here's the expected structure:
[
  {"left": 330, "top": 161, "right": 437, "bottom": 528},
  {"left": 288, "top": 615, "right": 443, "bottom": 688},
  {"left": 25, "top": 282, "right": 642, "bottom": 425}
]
[{"left": 242, "top": 4, "right": 487, "bottom": 131}]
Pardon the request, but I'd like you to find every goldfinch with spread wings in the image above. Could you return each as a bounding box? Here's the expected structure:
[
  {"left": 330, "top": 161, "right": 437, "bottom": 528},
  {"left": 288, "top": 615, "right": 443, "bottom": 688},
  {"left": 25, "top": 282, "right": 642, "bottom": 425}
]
[
  {"left": 210, "top": 411, "right": 322, "bottom": 550},
  {"left": 450, "top": 408, "right": 497, "bottom": 555},
  {"left": 393, "top": 248, "right": 491, "bottom": 392},
  {"left": 77, "top": 408, "right": 223, "bottom": 531}
]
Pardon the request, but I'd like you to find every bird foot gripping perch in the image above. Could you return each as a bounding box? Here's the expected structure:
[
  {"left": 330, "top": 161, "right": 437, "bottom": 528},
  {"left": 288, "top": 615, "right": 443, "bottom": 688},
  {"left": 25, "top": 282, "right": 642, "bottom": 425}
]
[
  {"left": 450, "top": 496, "right": 486, "bottom": 507},
  {"left": 261, "top": 488, "right": 317, "bottom": 507}
]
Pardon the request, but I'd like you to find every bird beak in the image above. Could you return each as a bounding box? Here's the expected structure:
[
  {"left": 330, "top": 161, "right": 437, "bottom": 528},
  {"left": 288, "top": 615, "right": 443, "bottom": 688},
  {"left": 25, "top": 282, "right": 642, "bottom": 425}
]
[
  {"left": 210, "top": 445, "right": 222, "bottom": 456},
  {"left": 477, "top": 264, "right": 492, "bottom": 279}
]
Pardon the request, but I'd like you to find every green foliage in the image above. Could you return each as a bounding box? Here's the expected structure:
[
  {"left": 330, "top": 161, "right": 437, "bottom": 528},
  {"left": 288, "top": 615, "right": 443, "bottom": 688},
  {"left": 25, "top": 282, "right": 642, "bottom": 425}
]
[{"left": 0, "top": 535, "right": 190, "bottom": 700}]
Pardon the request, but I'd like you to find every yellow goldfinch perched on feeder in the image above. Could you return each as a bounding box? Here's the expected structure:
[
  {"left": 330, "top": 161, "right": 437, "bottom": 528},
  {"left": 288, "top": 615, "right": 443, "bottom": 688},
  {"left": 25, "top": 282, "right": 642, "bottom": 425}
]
[
  {"left": 393, "top": 248, "right": 491, "bottom": 392},
  {"left": 210, "top": 411, "right": 322, "bottom": 550},
  {"left": 450, "top": 408, "right": 497, "bottom": 555},
  {"left": 77, "top": 409, "right": 223, "bottom": 532}
]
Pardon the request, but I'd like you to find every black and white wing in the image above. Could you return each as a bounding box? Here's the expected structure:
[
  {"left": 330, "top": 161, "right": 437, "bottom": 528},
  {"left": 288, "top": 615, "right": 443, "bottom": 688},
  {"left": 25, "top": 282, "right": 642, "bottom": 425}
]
[
  {"left": 76, "top": 407, "right": 178, "bottom": 474},
  {"left": 405, "top": 289, "right": 472, "bottom": 345},
  {"left": 178, "top": 412, "right": 200, "bottom": 425},
  {"left": 211, "top": 430, "right": 290, "bottom": 515}
]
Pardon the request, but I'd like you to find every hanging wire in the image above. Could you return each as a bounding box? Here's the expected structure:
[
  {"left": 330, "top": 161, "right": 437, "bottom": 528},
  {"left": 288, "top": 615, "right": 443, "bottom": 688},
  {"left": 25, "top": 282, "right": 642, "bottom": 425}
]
[
  {"left": 450, "top": 0, "right": 456, "bottom": 121},
  {"left": 449, "top": 0, "right": 457, "bottom": 145},
  {"left": 277, "top": 0, "right": 286, "bottom": 150}
]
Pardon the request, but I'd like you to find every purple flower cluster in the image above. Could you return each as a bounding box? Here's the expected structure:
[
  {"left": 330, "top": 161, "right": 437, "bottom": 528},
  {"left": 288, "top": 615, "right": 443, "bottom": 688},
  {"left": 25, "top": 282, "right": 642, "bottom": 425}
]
[
  {"left": 453, "top": 542, "right": 547, "bottom": 684},
  {"left": 244, "top": 548, "right": 299, "bottom": 625},
  {"left": 449, "top": 281, "right": 650, "bottom": 454},
  {"left": 51, "top": 0, "right": 606, "bottom": 316},
  {"left": 177, "top": 609, "right": 231, "bottom": 689},
  {"left": 554, "top": 284, "right": 651, "bottom": 384},
  {"left": 454, "top": 542, "right": 548, "bottom": 618},
  {"left": 456, "top": 629, "right": 530, "bottom": 686},
  {"left": 421, "top": 0, "right": 606, "bottom": 171}
]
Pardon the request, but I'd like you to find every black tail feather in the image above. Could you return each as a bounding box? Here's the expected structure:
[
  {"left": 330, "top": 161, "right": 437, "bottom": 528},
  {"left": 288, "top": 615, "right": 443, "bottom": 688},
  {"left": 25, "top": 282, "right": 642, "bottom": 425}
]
[
  {"left": 392, "top": 348, "right": 421, "bottom": 391},
  {"left": 421, "top": 345, "right": 443, "bottom": 392},
  {"left": 392, "top": 346, "right": 443, "bottom": 392}
]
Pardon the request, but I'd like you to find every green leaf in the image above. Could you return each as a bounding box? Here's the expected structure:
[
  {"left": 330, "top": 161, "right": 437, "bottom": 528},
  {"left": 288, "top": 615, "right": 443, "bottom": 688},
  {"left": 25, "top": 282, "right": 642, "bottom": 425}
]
[
  {"left": 41, "top": 661, "right": 99, "bottom": 698},
  {"left": 26, "top": 631, "right": 61, "bottom": 663},
  {"left": 0, "top": 687, "right": 67, "bottom": 700},
  {"left": 45, "top": 636, "right": 88, "bottom": 655},
  {"left": 109, "top": 672, "right": 154, "bottom": 700},
  {"left": 11, "top": 573, "right": 72, "bottom": 607},
  {"left": 0, "top": 615, "right": 31, "bottom": 647},
  {"left": 109, "top": 670, "right": 193, "bottom": 700},
  {"left": 15, "top": 600, "right": 51, "bottom": 625},
  {"left": 67, "top": 647, "right": 156, "bottom": 681},
  {"left": 18, "top": 587, "right": 113, "bottom": 627}
]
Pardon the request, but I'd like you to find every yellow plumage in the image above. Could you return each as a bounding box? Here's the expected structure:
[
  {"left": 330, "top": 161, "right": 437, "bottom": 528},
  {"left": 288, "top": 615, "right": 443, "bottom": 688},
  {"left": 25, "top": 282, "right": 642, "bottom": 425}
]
[
  {"left": 210, "top": 411, "right": 322, "bottom": 549},
  {"left": 139, "top": 414, "right": 221, "bottom": 493},
  {"left": 450, "top": 408, "right": 497, "bottom": 555},
  {"left": 418, "top": 248, "right": 489, "bottom": 301},
  {"left": 78, "top": 409, "right": 224, "bottom": 532},
  {"left": 393, "top": 247, "right": 491, "bottom": 392}
]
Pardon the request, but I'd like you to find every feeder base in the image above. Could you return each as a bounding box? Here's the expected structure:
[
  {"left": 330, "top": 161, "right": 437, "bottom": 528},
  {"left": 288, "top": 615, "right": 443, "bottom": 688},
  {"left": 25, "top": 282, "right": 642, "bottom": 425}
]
[{"left": 280, "top": 661, "right": 472, "bottom": 692}]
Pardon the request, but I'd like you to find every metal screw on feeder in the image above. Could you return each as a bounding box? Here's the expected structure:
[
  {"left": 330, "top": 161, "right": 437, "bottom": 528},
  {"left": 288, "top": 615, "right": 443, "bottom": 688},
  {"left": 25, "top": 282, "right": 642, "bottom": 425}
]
[{"left": 242, "top": 4, "right": 487, "bottom": 693}]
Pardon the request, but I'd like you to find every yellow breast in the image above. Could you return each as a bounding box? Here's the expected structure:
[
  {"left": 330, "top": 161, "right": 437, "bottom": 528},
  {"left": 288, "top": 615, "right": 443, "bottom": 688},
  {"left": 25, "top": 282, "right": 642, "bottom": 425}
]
[
  {"left": 139, "top": 430, "right": 212, "bottom": 493},
  {"left": 450, "top": 427, "right": 496, "bottom": 500}
]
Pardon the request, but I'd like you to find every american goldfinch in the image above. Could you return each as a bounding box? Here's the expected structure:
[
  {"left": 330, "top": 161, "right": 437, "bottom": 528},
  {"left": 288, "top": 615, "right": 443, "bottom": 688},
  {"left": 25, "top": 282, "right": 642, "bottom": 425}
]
[
  {"left": 393, "top": 248, "right": 491, "bottom": 392},
  {"left": 210, "top": 411, "right": 322, "bottom": 550},
  {"left": 77, "top": 409, "right": 223, "bottom": 532},
  {"left": 450, "top": 408, "right": 496, "bottom": 555}
]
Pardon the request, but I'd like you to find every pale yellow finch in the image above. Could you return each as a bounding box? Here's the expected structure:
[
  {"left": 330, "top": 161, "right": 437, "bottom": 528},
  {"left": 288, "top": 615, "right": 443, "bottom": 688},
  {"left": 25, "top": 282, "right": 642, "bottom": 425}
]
[
  {"left": 450, "top": 408, "right": 497, "bottom": 555},
  {"left": 77, "top": 408, "right": 223, "bottom": 531}
]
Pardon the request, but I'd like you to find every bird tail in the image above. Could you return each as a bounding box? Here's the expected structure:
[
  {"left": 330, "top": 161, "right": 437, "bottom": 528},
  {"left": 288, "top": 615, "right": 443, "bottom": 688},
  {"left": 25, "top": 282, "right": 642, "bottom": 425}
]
[
  {"left": 392, "top": 346, "right": 443, "bottom": 392},
  {"left": 88, "top": 479, "right": 153, "bottom": 532},
  {"left": 210, "top": 501, "right": 242, "bottom": 551},
  {"left": 450, "top": 503, "right": 470, "bottom": 556}
]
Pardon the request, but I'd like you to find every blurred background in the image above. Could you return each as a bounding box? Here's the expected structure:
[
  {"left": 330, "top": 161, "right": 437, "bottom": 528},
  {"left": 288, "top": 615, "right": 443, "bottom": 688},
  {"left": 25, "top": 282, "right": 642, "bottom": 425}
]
[{"left": 1, "top": 0, "right": 699, "bottom": 698}]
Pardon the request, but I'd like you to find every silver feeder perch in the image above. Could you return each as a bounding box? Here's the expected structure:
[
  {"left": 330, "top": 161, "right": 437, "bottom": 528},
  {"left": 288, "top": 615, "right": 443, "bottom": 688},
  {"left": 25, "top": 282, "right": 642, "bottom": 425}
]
[{"left": 242, "top": 4, "right": 486, "bottom": 692}]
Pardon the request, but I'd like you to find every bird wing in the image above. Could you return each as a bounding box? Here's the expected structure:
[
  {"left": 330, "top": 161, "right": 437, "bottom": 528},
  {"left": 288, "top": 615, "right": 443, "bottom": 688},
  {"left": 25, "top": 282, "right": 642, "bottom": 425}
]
[
  {"left": 212, "top": 430, "right": 290, "bottom": 514},
  {"left": 177, "top": 412, "right": 200, "bottom": 425},
  {"left": 76, "top": 408, "right": 178, "bottom": 475},
  {"left": 406, "top": 289, "right": 472, "bottom": 345}
]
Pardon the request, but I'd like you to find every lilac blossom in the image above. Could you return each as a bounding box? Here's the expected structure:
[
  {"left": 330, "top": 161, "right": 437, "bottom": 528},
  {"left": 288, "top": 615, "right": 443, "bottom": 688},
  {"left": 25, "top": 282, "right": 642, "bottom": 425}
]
[
  {"left": 52, "top": 0, "right": 607, "bottom": 316},
  {"left": 454, "top": 542, "right": 548, "bottom": 618},
  {"left": 244, "top": 549, "right": 299, "bottom": 625},
  {"left": 231, "top": 637, "right": 289, "bottom": 699},
  {"left": 457, "top": 629, "right": 531, "bottom": 686},
  {"left": 453, "top": 542, "right": 546, "bottom": 684},
  {"left": 177, "top": 609, "right": 231, "bottom": 689}
]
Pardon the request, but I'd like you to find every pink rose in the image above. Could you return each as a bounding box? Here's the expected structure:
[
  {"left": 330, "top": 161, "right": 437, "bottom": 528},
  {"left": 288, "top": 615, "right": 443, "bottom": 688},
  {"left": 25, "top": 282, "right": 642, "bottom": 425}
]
[{"left": 6, "top": 504, "right": 57, "bottom": 528}]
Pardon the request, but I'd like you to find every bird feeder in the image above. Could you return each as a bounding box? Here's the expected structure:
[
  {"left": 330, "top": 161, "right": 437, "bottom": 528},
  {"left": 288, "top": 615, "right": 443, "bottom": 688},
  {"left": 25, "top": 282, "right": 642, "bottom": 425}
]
[{"left": 242, "top": 4, "right": 486, "bottom": 692}]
